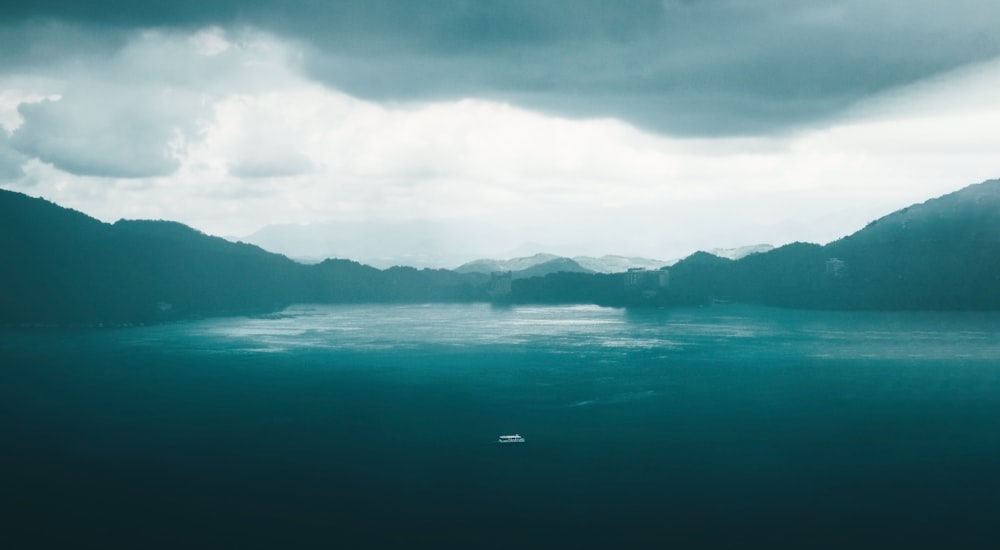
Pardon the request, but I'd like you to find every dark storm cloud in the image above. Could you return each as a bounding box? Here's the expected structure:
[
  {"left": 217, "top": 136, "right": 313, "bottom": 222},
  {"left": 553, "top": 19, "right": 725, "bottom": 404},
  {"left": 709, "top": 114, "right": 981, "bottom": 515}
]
[
  {"left": 3, "top": 0, "right": 999, "bottom": 136},
  {"left": 0, "top": 21, "right": 127, "bottom": 71}
]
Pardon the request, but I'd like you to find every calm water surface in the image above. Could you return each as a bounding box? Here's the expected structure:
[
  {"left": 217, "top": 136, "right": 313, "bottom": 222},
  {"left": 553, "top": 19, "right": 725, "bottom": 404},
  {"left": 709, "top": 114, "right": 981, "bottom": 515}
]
[{"left": 3, "top": 304, "right": 1000, "bottom": 548}]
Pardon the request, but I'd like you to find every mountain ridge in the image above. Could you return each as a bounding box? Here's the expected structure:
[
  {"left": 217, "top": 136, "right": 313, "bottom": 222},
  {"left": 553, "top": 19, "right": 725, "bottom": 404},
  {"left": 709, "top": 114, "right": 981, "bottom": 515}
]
[
  {"left": 3, "top": 177, "right": 999, "bottom": 325},
  {"left": 456, "top": 253, "right": 675, "bottom": 275}
]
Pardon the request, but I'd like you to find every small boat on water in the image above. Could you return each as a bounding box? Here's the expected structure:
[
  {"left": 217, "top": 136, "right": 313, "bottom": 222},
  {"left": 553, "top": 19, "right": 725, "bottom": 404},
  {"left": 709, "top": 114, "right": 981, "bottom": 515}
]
[{"left": 498, "top": 434, "right": 525, "bottom": 443}]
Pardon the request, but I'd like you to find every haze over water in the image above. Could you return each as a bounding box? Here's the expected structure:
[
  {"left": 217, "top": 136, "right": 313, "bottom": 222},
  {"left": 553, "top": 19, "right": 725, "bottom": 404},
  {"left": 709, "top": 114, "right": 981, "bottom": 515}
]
[{"left": 5, "top": 304, "right": 1000, "bottom": 547}]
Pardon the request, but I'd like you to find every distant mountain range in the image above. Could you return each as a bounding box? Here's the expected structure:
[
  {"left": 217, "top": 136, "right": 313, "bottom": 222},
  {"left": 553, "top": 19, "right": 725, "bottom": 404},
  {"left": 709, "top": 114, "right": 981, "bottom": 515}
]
[
  {"left": 241, "top": 219, "right": 519, "bottom": 269},
  {"left": 2, "top": 177, "right": 999, "bottom": 326},
  {"left": 246, "top": 222, "right": 763, "bottom": 272},
  {"left": 705, "top": 244, "right": 774, "bottom": 261},
  {"left": 454, "top": 253, "right": 677, "bottom": 277}
]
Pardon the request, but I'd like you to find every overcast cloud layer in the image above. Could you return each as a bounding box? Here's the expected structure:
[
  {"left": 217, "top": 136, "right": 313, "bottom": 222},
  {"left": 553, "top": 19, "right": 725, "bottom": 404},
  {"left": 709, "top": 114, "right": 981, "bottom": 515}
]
[
  {"left": 4, "top": 1, "right": 1000, "bottom": 135},
  {"left": 1, "top": 1, "right": 999, "bottom": 264}
]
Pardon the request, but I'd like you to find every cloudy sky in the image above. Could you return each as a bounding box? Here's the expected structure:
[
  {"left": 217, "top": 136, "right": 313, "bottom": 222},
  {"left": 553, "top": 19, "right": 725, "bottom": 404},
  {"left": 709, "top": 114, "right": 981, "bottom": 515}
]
[{"left": 2, "top": 1, "right": 999, "bottom": 265}]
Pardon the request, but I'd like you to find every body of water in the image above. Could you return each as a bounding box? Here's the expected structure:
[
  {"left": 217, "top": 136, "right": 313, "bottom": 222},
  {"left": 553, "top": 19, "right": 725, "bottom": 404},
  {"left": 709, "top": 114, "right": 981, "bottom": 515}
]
[{"left": 4, "top": 303, "right": 1000, "bottom": 547}]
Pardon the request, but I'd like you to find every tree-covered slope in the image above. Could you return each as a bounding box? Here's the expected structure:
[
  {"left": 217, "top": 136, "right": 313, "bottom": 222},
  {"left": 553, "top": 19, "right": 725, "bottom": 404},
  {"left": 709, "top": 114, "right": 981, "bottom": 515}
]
[
  {"left": 0, "top": 189, "right": 489, "bottom": 325},
  {"left": 822, "top": 178, "right": 1000, "bottom": 309},
  {"left": 0, "top": 190, "right": 306, "bottom": 324}
]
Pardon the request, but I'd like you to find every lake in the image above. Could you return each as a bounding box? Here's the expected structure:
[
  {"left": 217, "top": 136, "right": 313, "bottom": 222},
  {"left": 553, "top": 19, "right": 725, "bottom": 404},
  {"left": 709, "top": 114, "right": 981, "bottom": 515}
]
[{"left": 4, "top": 303, "right": 1000, "bottom": 548}]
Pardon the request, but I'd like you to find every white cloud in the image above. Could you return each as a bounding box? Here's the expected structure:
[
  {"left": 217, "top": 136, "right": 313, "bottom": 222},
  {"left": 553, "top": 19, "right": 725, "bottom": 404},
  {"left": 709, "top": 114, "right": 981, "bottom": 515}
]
[
  {"left": 189, "top": 27, "right": 231, "bottom": 57},
  {"left": 12, "top": 87, "right": 198, "bottom": 178},
  {"left": 5, "top": 27, "right": 299, "bottom": 178},
  {"left": 0, "top": 81, "right": 62, "bottom": 132},
  {"left": 205, "top": 94, "right": 315, "bottom": 179}
]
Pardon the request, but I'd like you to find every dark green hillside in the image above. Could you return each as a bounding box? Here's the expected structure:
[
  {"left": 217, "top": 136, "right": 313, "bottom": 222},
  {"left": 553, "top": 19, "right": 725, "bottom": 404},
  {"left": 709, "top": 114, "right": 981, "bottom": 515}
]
[
  {"left": 605, "top": 178, "right": 1000, "bottom": 311},
  {"left": 727, "top": 242, "right": 840, "bottom": 308},
  {"left": 304, "top": 261, "right": 481, "bottom": 303},
  {"left": 0, "top": 190, "right": 307, "bottom": 325},
  {"left": 823, "top": 178, "right": 1000, "bottom": 309},
  {"left": 0, "top": 189, "right": 492, "bottom": 326},
  {"left": 510, "top": 271, "right": 623, "bottom": 305},
  {"left": 380, "top": 266, "right": 483, "bottom": 302},
  {"left": 0, "top": 191, "right": 115, "bottom": 323},
  {"left": 664, "top": 251, "right": 733, "bottom": 306},
  {"left": 105, "top": 220, "right": 307, "bottom": 319},
  {"left": 303, "top": 259, "right": 383, "bottom": 303}
]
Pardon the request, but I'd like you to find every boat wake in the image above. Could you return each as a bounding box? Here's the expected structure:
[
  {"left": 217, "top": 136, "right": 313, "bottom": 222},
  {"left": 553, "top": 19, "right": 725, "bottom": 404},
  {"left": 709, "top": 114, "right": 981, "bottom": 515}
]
[{"left": 569, "top": 390, "right": 656, "bottom": 407}]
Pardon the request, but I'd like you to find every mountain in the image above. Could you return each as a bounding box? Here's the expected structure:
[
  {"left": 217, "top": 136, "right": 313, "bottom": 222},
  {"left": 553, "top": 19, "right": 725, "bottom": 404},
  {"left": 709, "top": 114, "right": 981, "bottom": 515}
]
[
  {"left": 704, "top": 178, "right": 1000, "bottom": 310},
  {"left": 0, "top": 190, "right": 307, "bottom": 325},
  {"left": 570, "top": 255, "right": 674, "bottom": 273},
  {"left": 498, "top": 178, "right": 1000, "bottom": 310},
  {"left": 245, "top": 221, "right": 678, "bottom": 271},
  {"left": 4, "top": 177, "right": 999, "bottom": 324},
  {"left": 0, "top": 190, "right": 483, "bottom": 326},
  {"left": 513, "top": 258, "right": 593, "bottom": 279},
  {"left": 821, "top": 177, "right": 1000, "bottom": 309},
  {"left": 456, "top": 254, "right": 593, "bottom": 279},
  {"left": 706, "top": 244, "right": 774, "bottom": 260},
  {"left": 242, "top": 219, "right": 516, "bottom": 269},
  {"left": 455, "top": 253, "right": 670, "bottom": 275},
  {"left": 454, "top": 253, "right": 562, "bottom": 274}
]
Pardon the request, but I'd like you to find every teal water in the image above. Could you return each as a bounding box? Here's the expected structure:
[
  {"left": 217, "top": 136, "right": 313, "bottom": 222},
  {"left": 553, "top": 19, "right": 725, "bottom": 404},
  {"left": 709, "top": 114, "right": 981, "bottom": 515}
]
[{"left": 4, "top": 304, "right": 1000, "bottom": 548}]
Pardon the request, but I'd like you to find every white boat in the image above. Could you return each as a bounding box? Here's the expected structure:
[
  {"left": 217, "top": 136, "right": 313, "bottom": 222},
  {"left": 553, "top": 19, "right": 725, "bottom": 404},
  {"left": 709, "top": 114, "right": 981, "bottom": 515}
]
[{"left": 498, "top": 434, "right": 525, "bottom": 443}]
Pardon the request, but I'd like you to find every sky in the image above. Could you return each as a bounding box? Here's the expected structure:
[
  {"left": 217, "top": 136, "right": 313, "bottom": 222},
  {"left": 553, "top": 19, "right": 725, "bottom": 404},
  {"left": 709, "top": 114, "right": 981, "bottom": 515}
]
[{"left": 1, "top": 1, "right": 999, "bottom": 266}]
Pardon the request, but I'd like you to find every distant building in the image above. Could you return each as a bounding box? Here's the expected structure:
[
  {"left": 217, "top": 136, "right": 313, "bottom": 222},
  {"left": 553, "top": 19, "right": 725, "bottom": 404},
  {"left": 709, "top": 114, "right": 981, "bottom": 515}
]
[
  {"left": 825, "top": 258, "right": 845, "bottom": 277},
  {"left": 624, "top": 267, "right": 669, "bottom": 300}
]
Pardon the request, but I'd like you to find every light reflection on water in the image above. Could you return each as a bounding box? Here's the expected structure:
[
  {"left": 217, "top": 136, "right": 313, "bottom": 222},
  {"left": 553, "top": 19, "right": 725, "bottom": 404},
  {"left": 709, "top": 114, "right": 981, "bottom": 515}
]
[{"left": 165, "top": 302, "right": 1000, "bottom": 362}]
